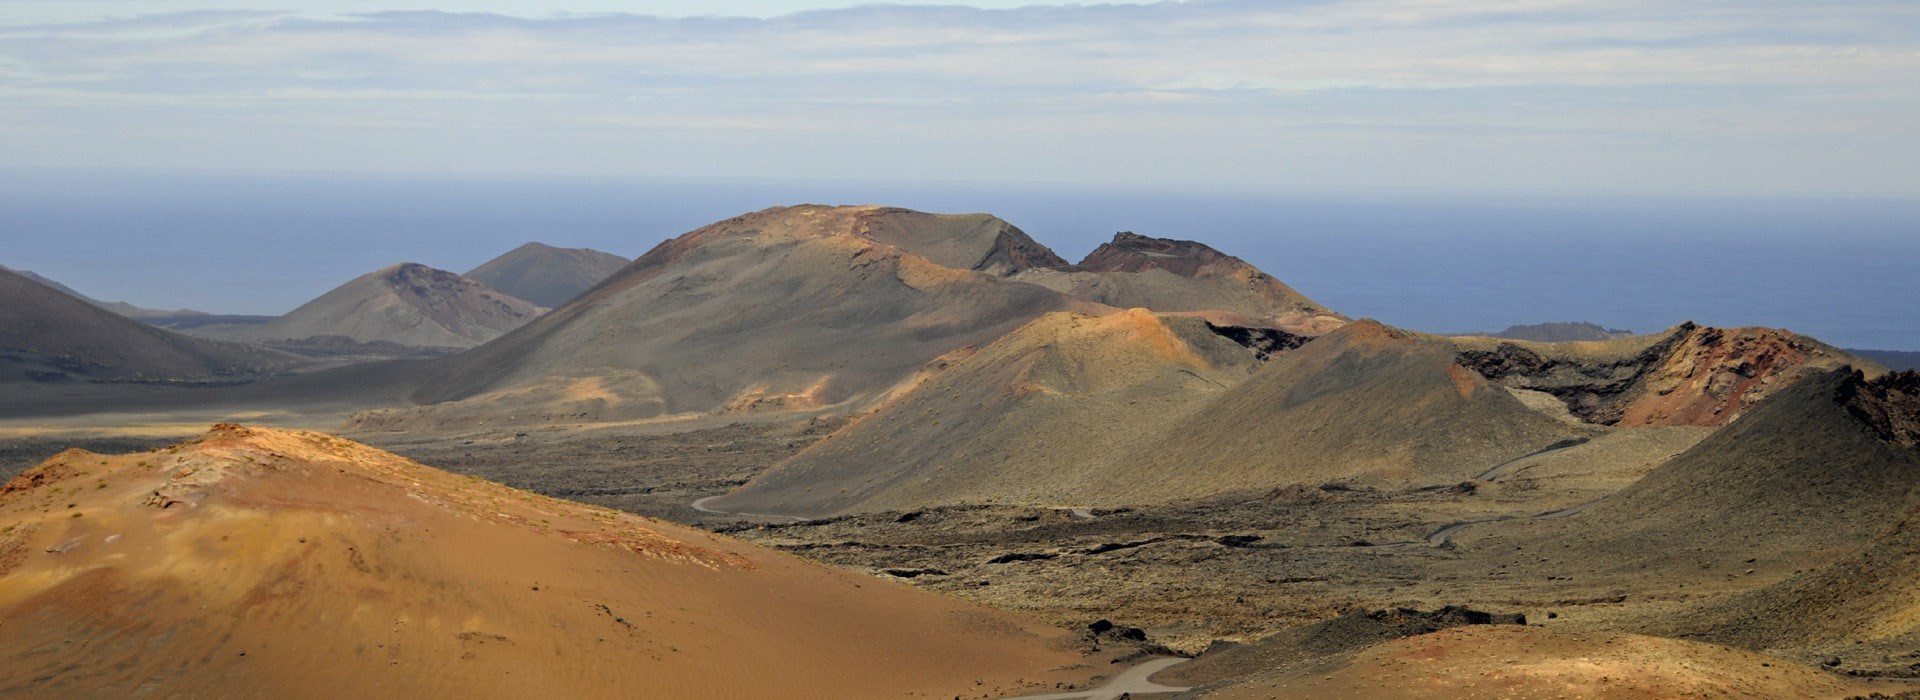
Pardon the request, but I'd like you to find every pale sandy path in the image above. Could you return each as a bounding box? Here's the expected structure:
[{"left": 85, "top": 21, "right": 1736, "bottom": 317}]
[
  {"left": 689, "top": 495, "right": 808, "bottom": 523},
  {"left": 1427, "top": 498, "right": 1605, "bottom": 546},
  {"left": 999, "top": 657, "right": 1192, "bottom": 700},
  {"left": 1472, "top": 438, "right": 1588, "bottom": 481}
]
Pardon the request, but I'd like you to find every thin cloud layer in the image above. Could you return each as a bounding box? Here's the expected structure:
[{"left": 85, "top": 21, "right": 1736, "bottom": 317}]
[{"left": 3, "top": 1, "right": 1917, "bottom": 194}]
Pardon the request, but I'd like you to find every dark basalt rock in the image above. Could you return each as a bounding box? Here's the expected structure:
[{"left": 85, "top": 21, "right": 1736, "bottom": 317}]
[{"left": 1206, "top": 322, "right": 1312, "bottom": 361}]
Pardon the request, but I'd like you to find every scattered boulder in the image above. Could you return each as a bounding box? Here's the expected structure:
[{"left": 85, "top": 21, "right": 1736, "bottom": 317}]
[
  {"left": 881, "top": 568, "right": 948, "bottom": 579},
  {"left": 1087, "top": 619, "right": 1148, "bottom": 642},
  {"left": 1160, "top": 605, "right": 1530, "bottom": 688},
  {"left": 1205, "top": 322, "right": 1312, "bottom": 361}
]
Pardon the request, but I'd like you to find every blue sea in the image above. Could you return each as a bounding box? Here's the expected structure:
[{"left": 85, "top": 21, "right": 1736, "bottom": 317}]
[{"left": 4, "top": 168, "right": 1917, "bottom": 350}]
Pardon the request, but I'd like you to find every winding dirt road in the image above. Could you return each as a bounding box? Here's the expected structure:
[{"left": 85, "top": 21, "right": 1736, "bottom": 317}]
[
  {"left": 1000, "top": 657, "right": 1193, "bottom": 700},
  {"left": 689, "top": 495, "right": 807, "bottom": 523},
  {"left": 1427, "top": 499, "right": 1604, "bottom": 547}
]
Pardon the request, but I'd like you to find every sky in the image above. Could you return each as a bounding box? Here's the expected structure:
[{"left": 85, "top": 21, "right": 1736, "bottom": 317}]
[{"left": 3, "top": 1, "right": 1919, "bottom": 196}]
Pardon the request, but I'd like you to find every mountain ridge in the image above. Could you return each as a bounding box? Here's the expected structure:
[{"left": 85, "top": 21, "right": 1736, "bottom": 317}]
[{"left": 0, "top": 267, "right": 298, "bottom": 383}]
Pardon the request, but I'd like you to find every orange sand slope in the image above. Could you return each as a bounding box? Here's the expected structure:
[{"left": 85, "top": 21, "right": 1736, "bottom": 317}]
[
  {"left": 1197, "top": 625, "right": 1877, "bottom": 700},
  {"left": 0, "top": 425, "right": 1092, "bottom": 699}
]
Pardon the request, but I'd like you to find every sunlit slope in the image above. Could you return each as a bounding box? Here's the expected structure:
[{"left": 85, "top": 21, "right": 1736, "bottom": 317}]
[
  {"left": 710, "top": 309, "right": 1263, "bottom": 516},
  {"left": 1193, "top": 626, "right": 1868, "bottom": 700},
  {"left": 0, "top": 425, "right": 1091, "bottom": 700}
]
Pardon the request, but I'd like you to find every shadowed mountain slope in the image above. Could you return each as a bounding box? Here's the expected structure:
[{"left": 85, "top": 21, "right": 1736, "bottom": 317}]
[
  {"left": 464, "top": 242, "right": 630, "bottom": 308},
  {"left": 713, "top": 319, "right": 1579, "bottom": 517},
  {"left": 369, "top": 206, "right": 1091, "bottom": 429},
  {"left": 1011, "top": 232, "right": 1342, "bottom": 333},
  {"left": 1640, "top": 373, "right": 1920, "bottom": 654},
  {"left": 0, "top": 265, "right": 209, "bottom": 319},
  {"left": 1485, "top": 369, "right": 1920, "bottom": 576},
  {"left": 240, "top": 263, "right": 544, "bottom": 349},
  {"left": 1108, "top": 320, "right": 1585, "bottom": 495},
  {"left": 0, "top": 425, "right": 1095, "bottom": 699},
  {"left": 706, "top": 309, "right": 1265, "bottom": 517},
  {"left": 0, "top": 267, "right": 297, "bottom": 383}
]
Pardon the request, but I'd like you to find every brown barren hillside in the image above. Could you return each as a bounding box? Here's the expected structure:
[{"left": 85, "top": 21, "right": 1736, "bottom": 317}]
[
  {"left": 234, "top": 263, "right": 544, "bottom": 349},
  {"left": 713, "top": 318, "right": 1582, "bottom": 517},
  {"left": 464, "top": 242, "right": 630, "bottom": 308},
  {"left": 1653, "top": 373, "right": 1920, "bottom": 652},
  {"left": 1012, "top": 232, "right": 1343, "bottom": 333},
  {"left": 706, "top": 308, "right": 1266, "bottom": 517},
  {"left": 1474, "top": 368, "right": 1920, "bottom": 577},
  {"left": 1109, "top": 320, "right": 1587, "bottom": 495},
  {"left": 0, "top": 425, "right": 1099, "bottom": 700},
  {"left": 855, "top": 207, "right": 1070, "bottom": 274},
  {"left": 1192, "top": 625, "right": 1872, "bottom": 700},
  {"left": 0, "top": 267, "right": 298, "bottom": 383},
  {"left": 375, "top": 206, "right": 1090, "bottom": 428},
  {"left": 1459, "top": 321, "right": 1863, "bottom": 427}
]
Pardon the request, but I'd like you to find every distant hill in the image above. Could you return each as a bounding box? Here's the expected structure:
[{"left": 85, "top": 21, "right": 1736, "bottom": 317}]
[
  {"left": 356, "top": 206, "right": 1095, "bottom": 429},
  {"left": 1850, "top": 348, "right": 1920, "bottom": 371},
  {"left": 1011, "top": 232, "right": 1344, "bottom": 333},
  {"left": 0, "top": 267, "right": 297, "bottom": 383},
  {"left": 464, "top": 242, "right": 630, "bottom": 308},
  {"left": 0, "top": 425, "right": 1091, "bottom": 699},
  {"left": 0, "top": 265, "right": 208, "bottom": 319},
  {"left": 139, "top": 314, "right": 278, "bottom": 331},
  {"left": 234, "top": 263, "right": 544, "bottom": 350},
  {"left": 1477, "top": 321, "right": 1634, "bottom": 342}
]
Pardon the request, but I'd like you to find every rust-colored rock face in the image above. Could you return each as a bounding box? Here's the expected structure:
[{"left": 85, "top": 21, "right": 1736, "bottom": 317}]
[
  {"left": 1613, "top": 324, "right": 1818, "bottom": 426},
  {"left": 1460, "top": 322, "right": 1858, "bottom": 427}
]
